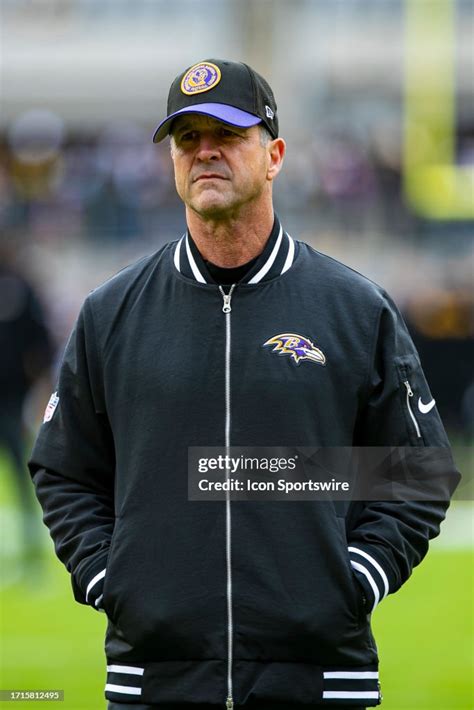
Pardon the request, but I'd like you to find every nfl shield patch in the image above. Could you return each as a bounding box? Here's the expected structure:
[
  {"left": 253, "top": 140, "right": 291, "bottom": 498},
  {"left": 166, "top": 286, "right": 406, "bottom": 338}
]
[{"left": 43, "top": 392, "right": 59, "bottom": 423}]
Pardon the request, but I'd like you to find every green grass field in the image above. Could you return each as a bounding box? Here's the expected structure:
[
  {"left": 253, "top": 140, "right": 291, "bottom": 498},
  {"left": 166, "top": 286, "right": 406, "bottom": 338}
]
[{"left": 1, "top": 449, "right": 473, "bottom": 710}]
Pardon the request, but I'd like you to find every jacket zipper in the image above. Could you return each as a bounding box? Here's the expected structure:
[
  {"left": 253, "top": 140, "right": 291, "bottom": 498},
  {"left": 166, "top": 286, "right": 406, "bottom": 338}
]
[
  {"left": 403, "top": 380, "right": 421, "bottom": 439},
  {"left": 219, "top": 284, "right": 236, "bottom": 710}
]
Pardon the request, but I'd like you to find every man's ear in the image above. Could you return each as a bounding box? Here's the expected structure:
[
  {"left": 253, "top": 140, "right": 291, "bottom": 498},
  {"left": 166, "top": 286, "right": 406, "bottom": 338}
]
[{"left": 267, "top": 137, "right": 286, "bottom": 181}]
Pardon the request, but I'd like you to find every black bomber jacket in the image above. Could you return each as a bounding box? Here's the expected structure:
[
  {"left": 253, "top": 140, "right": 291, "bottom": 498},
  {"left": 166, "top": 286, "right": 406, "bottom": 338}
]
[{"left": 29, "top": 216, "right": 460, "bottom": 708}]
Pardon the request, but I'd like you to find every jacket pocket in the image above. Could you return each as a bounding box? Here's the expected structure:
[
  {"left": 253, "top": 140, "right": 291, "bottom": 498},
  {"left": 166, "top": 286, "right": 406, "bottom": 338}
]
[
  {"left": 100, "top": 508, "right": 226, "bottom": 659},
  {"left": 233, "top": 503, "right": 371, "bottom": 664},
  {"left": 395, "top": 356, "right": 428, "bottom": 445},
  {"left": 336, "top": 517, "right": 368, "bottom": 626},
  {"left": 101, "top": 519, "right": 121, "bottom": 622}
]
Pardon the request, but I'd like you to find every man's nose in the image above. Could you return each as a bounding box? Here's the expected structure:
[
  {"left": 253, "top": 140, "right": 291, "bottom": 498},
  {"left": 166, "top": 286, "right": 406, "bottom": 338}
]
[{"left": 196, "top": 134, "right": 221, "bottom": 160}]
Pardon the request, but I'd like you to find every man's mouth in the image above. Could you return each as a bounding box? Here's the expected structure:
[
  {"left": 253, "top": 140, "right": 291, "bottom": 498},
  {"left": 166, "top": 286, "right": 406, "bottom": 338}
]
[{"left": 193, "top": 173, "right": 228, "bottom": 182}]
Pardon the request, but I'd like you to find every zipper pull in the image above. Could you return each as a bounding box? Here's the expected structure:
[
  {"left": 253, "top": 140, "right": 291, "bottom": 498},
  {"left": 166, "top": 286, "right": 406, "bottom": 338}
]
[
  {"left": 222, "top": 294, "right": 232, "bottom": 313},
  {"left": 404, "top": 380, "right": 413, "bottom": 397},
  {"left": 219, "top": 285, "right": 236, "bottom": 313},
  {"left": 226, "top": 697, "right": 234, "bottom": 710}
]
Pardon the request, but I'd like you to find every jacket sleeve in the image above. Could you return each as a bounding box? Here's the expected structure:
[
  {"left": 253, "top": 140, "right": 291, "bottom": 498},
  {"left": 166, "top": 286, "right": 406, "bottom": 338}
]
[
  {"left": 28, "top": 297, "right": 115, "bottom": 612},
  {"left": 349, "top": 290, "right": 461, "bottom": 613}
]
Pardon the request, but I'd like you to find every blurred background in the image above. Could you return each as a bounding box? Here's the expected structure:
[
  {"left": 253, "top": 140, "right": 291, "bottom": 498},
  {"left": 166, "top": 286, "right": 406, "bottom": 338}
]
[{"left": 0, "top": 0, "right": 473, "bottom": 709}]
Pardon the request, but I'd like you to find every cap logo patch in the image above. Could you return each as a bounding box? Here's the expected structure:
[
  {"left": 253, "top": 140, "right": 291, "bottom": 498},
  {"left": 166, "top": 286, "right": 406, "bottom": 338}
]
[
  {"left": 263, "top": 333, "right": 326, "bottom": 366},
  {"left": 181, "top": 62, "right": 222, "bottom": 95},
  {"left": 265, "top": 105, "right": 274, "bottom": 119}
]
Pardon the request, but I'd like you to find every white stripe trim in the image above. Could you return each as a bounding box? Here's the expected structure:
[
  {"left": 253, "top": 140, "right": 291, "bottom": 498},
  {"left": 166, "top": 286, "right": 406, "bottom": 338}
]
[
  {"left": 324, "top": 671, "right": 379, "bottom": 680},
  {"left": 349, "top": 545, "right": 390, "bottom": 599},
  {"left": 107, "top": 664, "right": 145, "bottom": 676},
  {"left": 280, "top": 233, "right": 295, "bottom": 274},
  {"left": 351, "top": 560, "right": 380, "bottom": 612},
  {"left": 105, "top": 683, "right": 142, "bottom": 695},
  {"left": 174, "top": 236, "right": 184, "bottom": 272},
  {"left": 247, "top": 225, "right": 283, "bottom": 284},
  {"left": 323, "top": 691, "right": 380, "bottom": 700},
  {"left": 185, "top": 234, "right": 207, "bottom": 283},
  {"left": 94, "top": 594, "right": 103, "bottom": 608},
  {"left": 85, "top": 568, "right": 106, "bottom": 603}
]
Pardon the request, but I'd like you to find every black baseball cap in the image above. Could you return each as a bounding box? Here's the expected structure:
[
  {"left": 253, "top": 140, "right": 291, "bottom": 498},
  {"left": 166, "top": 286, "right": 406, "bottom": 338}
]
[{"left": 152, "top": 58, "right": 278, "bottom": 143}]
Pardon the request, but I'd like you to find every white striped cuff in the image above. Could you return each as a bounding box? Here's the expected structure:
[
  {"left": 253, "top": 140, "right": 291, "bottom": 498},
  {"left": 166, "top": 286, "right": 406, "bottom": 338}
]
[
  {"left": 85, "top": 567, "right": 106, "bottom": 608},
  {"left": 348, "top": 546, "right": 390, "bottom": 613}
]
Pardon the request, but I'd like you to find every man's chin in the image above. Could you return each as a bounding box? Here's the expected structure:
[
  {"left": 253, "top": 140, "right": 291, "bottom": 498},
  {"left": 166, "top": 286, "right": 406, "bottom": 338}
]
[{"left": 190, "top": 197, "right": 234, "bottom": 220}]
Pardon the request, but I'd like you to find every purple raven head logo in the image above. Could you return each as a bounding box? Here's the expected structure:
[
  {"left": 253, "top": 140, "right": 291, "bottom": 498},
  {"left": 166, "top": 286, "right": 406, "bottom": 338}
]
[{"left": 263, "top": 333, "right": 326, "bottom": 366}]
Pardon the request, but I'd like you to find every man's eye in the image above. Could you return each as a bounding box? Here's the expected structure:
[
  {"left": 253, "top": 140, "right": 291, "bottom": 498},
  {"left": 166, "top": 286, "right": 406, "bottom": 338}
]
[{"left": 180, "top": 132, "right": 197, "bottom": 142}]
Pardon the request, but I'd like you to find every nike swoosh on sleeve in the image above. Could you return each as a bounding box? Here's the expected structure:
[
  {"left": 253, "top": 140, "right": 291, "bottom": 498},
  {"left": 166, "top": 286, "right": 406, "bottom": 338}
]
[{"left": 418, "top": 397, "right": 436, "bottom": 414}]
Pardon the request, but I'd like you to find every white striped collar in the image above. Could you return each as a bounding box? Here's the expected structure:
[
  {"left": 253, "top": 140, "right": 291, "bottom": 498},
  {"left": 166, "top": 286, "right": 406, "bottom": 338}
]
[
  {"left": 184, "top": 234, "right": 207, "bottom": 283},
  {"left": 246, "top": 225, "right": 283, "bottom": 284},
  {"left": 172, "top": 219, "right": 296, "bottom": 285}
]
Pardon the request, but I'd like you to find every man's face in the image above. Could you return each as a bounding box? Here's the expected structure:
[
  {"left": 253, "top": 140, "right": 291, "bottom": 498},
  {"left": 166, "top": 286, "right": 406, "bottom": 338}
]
[{"left": 170, "top": 114, "right": 274, "bottom": 220}]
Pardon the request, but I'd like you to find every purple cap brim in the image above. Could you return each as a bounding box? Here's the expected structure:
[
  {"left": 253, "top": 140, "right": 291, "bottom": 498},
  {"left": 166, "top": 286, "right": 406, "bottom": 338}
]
[{"left": 152, "top": 103, "right": 261, "bottom": 143}]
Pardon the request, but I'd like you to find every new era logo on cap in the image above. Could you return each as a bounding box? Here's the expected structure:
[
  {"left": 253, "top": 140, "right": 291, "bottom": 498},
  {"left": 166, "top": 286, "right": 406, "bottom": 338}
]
[{"left": 152, "top": 58, "right": 279, "bottom": 143}]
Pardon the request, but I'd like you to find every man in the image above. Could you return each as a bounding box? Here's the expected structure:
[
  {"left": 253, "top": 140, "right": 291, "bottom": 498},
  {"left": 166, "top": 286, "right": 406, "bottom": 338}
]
[{"left": 29, "top": 59, "right": 459, "bottom": 709}]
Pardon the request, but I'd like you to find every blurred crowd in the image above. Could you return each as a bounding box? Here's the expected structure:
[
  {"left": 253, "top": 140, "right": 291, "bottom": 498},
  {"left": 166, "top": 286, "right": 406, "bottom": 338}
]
[{"left": 1, "top": 112, "right": 414, "bottom": 246}]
